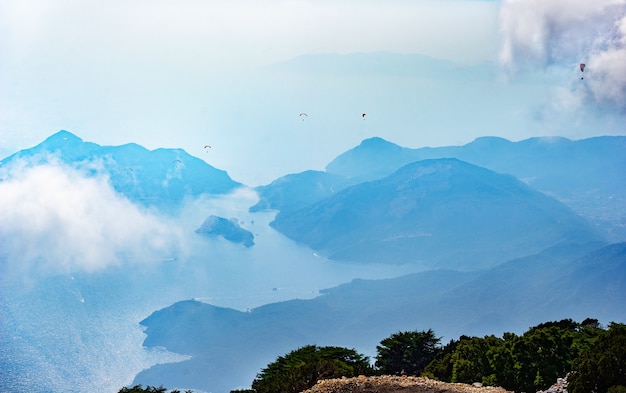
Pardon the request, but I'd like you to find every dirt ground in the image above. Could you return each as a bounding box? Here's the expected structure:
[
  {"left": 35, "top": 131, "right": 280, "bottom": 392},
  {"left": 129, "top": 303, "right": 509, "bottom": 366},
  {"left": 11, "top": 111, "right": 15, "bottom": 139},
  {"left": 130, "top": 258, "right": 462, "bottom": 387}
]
[{"left": 302, "top": 376, "right": 514, "bottom": 393}]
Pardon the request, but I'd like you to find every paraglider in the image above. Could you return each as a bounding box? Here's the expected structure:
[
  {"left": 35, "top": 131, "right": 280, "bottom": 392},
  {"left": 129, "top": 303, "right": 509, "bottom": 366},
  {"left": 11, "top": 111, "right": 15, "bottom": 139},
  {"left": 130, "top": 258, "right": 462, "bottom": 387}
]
[
  {"left": 362, "top": 113, "right": 366, "bottom": 119},
  {"left": 204, "top": 145, "right": 211, "bottom": 152},
  {"left": 580, "top": 63, "right": 585, "bottom": 79},
  {"left": 299, "top": 113, "right": 308, "bottom": 121}
]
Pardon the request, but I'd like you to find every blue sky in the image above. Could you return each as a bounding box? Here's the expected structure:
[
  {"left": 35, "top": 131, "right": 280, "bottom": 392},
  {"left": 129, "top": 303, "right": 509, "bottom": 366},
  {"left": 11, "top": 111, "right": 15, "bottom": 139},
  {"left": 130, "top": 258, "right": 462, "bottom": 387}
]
[{"left": 1, "top": 0, "right": 625, "bottom": 185}]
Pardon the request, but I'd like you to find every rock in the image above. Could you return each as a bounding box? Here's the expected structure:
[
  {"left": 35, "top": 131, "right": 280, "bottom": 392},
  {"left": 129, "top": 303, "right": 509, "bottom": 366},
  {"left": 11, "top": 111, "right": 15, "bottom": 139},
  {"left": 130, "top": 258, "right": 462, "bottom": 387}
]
[
  {"left": 195, "top": 215, "right": 254, "bottom": 247},
  {"left": 537, "top": 375, "right": 569, "bottom": 393},
  {"left": 302, "top": 376, "right": 513, "bottom": 393}
]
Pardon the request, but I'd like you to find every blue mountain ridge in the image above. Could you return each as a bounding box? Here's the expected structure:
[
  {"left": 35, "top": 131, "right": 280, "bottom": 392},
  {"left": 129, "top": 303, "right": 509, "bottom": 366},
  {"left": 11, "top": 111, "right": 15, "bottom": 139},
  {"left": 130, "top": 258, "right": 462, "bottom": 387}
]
[
  {"left": 129, "top": 135, "right": 623, "bottom": 392},
  {"left": 271, "top": 157, "right": 605, "bottom": 269},
  {"left": 1, "top": 130, "right": 242, "bottom": 210},
  {"left": 325, "top": 135, "right": 626, "bottom": 195},
  {"left": 265, "top": 52, "right": 495, "bottom": 81},
  {"left": 135, "top": 241, "right": 626, "bottom": 393},
  {"left": 3, "top": 131, "right": 624, "bottom": 393},
  {"left": 252, "top": 135, "right": 626, "bottom": 242}
]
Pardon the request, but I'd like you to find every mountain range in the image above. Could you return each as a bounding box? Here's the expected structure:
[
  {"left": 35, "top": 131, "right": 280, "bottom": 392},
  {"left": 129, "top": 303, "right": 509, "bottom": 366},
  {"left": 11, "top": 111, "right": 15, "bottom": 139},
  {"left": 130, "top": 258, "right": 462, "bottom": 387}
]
[
  {"left": 271, "top": 158, "right": 603, "bottom": 269},
  {"left": 253, "top": 136, "right": 626, "bottom": 243},
  {"left": 1, "top": 130, "right": 241, "bottom": 210},
  {"left": 2, "top": 131, "right": 625, "bottom": 393},
  {"left": 131, "top": 134, "right": 623, "bottom": 392},
  {"left": 135, "top": 242, "right": 626, "bottom": 393}
]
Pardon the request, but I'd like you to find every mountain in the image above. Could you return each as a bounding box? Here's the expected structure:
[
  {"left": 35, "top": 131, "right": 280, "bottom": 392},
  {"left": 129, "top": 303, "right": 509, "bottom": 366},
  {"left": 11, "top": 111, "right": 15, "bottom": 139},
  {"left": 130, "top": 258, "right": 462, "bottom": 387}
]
[
  {"left": 134, "top": 242, "right": 626, "bottom": 393},
  {"left": 195, "top": 215, "right": 254, "bottom": 247},
  {"left": 267, "top": 52, "right": 495, "bottom": 81},
  {"left": 270, "top": 158, "right": 604, "bottom": 269},
  {"left": 324, "top": 136, "right": 437, "bottom": 183},
  {"left": 324, "top": 136, "right": 626, "bottom": 197},
  {"left": 252, "top": 136, "right": 626, "bottom": 242},
  {"left": 0, "top": 130, "right": 242, "bottom": 209},
  {"left": 249, "top": 170, "right": 350, "bottom": 213}
]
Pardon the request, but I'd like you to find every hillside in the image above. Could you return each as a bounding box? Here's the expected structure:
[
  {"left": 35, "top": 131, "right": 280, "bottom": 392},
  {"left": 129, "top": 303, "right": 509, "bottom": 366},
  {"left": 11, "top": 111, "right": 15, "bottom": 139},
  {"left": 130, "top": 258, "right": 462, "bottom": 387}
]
[
  {"left": 249, "top": 170, "right": 349, "bottom": 213},
  {"left": 1, "top": 130, "right": 242, "bottom": 209},
  {"left": 324, "top": 136, "right": 626, "bottom": 198},
  {"left": 254, "top": 136, "right": 626, "bottom": 242},
  {"left": 133, "top": 242, "right": 625, "bottom": 393},
  {"left": 270, "top": 158, "right": 603, "bottom": 268}
]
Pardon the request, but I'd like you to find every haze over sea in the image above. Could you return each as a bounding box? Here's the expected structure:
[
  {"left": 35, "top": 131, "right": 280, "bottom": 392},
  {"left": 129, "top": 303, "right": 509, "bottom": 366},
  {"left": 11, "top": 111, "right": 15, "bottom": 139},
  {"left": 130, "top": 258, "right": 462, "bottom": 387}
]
[{"left": 0, "top": 179, "right": 422, "bottom": 392}]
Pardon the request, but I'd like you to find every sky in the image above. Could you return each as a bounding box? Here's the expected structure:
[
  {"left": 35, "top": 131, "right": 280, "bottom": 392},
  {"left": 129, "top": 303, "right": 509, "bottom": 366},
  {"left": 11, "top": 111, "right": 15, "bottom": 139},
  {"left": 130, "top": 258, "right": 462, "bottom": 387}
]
[
  {"left": 1, "top": 0, "right": 626, "bottom": 186},
  {"left": 2, "top": 3, "right": 625, "bottom": 390}
]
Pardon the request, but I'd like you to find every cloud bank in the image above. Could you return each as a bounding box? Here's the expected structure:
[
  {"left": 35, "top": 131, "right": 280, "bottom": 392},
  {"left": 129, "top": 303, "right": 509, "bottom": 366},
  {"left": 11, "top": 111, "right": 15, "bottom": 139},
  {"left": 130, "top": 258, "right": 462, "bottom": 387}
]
[
  {"left": 0, "top": 158, "right": 182, "bottom": 277},
  {"left": 499, "top": 0, "right": 626, "bottom": 109}
]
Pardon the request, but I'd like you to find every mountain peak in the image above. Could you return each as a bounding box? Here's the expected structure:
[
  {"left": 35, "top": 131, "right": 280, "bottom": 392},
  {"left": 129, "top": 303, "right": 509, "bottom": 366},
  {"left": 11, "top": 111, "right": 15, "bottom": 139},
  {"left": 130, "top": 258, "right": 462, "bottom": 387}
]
[
  {"left": 358, "top": 137, "right": 401, "bottom": 150},
  {"left": 273, "top": 157, "right": 604, "bottom": 268},
  {"left": 325, "top": 137, "right": 408, "bottom": 179},
  {"left": 3, "top": 131, "right": 242, "bottom": 209},
  {"left": 45, "top": 130, "right": 83, "bottom": 143}
]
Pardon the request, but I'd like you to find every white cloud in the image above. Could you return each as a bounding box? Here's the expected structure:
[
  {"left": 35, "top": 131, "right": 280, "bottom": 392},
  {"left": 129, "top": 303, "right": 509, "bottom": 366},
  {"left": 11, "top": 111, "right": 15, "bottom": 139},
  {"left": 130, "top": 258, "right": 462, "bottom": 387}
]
[
  {"left": 0, "top": 158, "right": 182, "bottom": 276},
  {"left": 499, "top": 0, "right": 626, "bottom": 109}
]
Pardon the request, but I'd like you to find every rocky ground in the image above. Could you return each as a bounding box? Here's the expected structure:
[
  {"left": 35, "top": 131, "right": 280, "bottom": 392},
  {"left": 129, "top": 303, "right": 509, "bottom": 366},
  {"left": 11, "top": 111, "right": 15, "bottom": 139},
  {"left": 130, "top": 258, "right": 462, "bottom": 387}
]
[{"left": 302, "top": 376, "right": 514, "bottom": 393}]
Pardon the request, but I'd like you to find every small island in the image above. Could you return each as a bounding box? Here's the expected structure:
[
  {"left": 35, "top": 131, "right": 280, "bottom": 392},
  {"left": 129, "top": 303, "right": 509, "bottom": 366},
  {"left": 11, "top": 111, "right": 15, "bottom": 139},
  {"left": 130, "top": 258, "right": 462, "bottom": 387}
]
[{"left": 195, "top": 215, "right": 255, "bottom": 247}]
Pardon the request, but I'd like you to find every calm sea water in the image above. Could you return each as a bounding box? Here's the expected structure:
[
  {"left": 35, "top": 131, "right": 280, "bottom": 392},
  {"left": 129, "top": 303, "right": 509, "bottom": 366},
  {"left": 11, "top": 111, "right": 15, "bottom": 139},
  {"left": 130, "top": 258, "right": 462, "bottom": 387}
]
[{"left": 0, "top": 189, "right": 422, "bottom": 392}]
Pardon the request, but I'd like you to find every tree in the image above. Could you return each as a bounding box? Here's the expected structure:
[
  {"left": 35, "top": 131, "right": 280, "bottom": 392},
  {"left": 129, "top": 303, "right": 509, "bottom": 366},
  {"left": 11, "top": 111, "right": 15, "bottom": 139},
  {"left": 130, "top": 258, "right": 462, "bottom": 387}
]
[
  {"left": 423, "top": 338, "right": 461, "bottom": 381},
  {"left": 513, "top": 324, "right": 578, "bottom": 391},
  {"left": 569, "top": 323, "right": 626, "bottom": 393},
  {"left": 485, "top": 332, "right": 517, "bottom": 389},
  {"left": 251, "top": 345, "right": 374, "bottom": 393},
  {"left": 375, "top": 329, "right": 441, "bottom": 376},
  {"left": 450, "top": 335, "right": 502, "bottom": 385}
]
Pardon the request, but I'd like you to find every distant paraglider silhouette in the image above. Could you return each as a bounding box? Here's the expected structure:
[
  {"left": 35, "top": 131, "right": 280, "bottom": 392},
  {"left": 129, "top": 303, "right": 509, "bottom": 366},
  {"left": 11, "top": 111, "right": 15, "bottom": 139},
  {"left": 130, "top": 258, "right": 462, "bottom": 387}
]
[
  {"left": 580, "top": 63, "right": 585, "bottom": 80},
  {"left": 204, "top": 145, "right": 211, "bottom": 152},
  {"left": 362, "top": 113, "right": 366, "bottom": 119},
  {"left": 299, "top": 113, "right": 308, "bottom": 121}
]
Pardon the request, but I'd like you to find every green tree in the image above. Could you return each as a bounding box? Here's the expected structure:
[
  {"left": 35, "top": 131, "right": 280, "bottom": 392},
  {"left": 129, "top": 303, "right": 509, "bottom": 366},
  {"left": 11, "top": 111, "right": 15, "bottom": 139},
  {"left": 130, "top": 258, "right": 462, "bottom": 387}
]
[
  {"left": 485, "top": 332, "right": 517, "bottom": 389},
  {"left": 450, "top": 335, "right": 502, "bottom": 385},
  {"left": 375, "top": 329, "right": 441, "bottom": 376},
  {"left": 514, "top": 326, "right": 574, "bottom": 391},
  {"left": 569, "top": 323, "right": 626, "bottom": 393},
  {"left": 423, "top": 338, "right": 462, "bottom": 381},
  {"left": 511, "top": 319, "right": 591, "bottom": 392},
  {"left": 251, "top": 345, "right": 374, "bottom": 393}
]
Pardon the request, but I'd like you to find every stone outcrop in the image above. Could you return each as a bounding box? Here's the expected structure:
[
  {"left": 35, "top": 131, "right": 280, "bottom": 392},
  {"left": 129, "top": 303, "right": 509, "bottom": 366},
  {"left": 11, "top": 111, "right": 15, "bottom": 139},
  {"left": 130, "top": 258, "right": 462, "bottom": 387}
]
[
  {"left": 195, "top": 215, "right": 254, "bottom": 247},
  {"left": 537, "top": 376, "right": 568, "bottom": 393},
  {"left": 302, "top": 376, "right": 514, "bottom": 393}
]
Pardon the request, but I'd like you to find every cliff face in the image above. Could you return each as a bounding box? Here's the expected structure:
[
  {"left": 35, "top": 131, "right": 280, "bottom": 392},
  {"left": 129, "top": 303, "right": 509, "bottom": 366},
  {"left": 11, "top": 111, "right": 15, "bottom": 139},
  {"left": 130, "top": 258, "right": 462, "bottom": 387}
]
[{"left": 302, "top": 376, "right": 513, "bottom": 393}]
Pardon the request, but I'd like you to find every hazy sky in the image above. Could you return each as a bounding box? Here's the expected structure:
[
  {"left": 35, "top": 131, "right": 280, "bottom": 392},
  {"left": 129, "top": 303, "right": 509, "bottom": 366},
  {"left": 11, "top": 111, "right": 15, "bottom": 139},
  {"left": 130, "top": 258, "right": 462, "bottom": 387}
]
[
  {"left": 1, "top": 4, "right": 625, "bottom": 390},
  {"left": 1, "top": 0, "right": 625, "bottom": 185}
]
